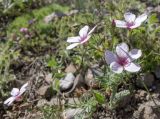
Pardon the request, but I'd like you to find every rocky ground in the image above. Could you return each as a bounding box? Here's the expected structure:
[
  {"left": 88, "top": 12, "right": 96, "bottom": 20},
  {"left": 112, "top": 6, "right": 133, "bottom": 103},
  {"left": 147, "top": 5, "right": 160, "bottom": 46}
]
[{"left": 1, "top": 61, "right": 160, "bottom": 119}]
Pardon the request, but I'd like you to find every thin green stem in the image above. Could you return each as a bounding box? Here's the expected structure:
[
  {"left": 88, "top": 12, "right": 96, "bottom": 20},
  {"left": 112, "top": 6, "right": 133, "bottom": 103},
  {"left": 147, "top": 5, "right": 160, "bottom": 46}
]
[{"left": 80, "top": 45, "right": 87, "bottom": 69}]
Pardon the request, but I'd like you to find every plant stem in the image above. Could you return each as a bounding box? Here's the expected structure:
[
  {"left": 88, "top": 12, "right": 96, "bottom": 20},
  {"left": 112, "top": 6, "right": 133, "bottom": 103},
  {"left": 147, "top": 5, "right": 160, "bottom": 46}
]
[
  {"left": 80, "top": 45, "right": 86, "bottom": 69},
  {"left": 127, "top": 30, "right": 134, "bottom": 48}
]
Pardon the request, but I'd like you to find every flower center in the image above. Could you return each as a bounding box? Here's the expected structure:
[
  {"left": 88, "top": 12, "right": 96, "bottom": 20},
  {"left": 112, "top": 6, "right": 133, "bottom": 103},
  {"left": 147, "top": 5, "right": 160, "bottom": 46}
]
[
  {"left": 126, "top": 22, "right": 135, "bottom": 28},
  {"left": 16, "top": 95, "right": 22, "bottom": 101},
  {"left": 117, "top": 57, "right": 130, "bottom": 66},
  {"left": 80, "top": 35, "right": 87, "bottom": 43}
]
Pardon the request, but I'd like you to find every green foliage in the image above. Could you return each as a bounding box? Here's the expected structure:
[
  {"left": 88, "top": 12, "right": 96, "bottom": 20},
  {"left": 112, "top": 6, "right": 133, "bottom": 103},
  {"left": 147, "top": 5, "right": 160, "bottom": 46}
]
[
  {"left": 52, "top": 78, "right": 60, "bottom": 92},
  {"left": 80, "top": 96, "right": 97, "bottom": 117},
  {"left": 109, "top": 90, "right": 131, "bottom": 109},
  {"left": 8, "top": 3, "right": 70, "bottom": 33},
  {"left": 40, "top": 105, "right": 62, "bottom": 119},
  {"left": 0, "top": 0, "right": 31, "bottom": 15},
  {"left": 0, "top": 40, "right": 19, "bottom": 96},
  {"left": 93, "top": 90, "right": 105, "bottom": 104},
  {"left": 47, "top": 57, "right": 58, "bottom": 68}
]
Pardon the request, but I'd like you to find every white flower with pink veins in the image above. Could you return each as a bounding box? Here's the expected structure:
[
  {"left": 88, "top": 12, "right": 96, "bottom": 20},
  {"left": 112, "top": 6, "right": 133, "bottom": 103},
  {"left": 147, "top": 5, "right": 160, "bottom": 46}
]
[
  {"left": 66, "top": 25, "right": 97, "bottom": 50},
  {"left": 105, "top": 43, "right": 142, "bottom": 73},
  {"left": 113, "top": 12, "right": 147, "bottom": 29},
  {"left": 4, "top": 82, "right": 28, "bottom": 106}
]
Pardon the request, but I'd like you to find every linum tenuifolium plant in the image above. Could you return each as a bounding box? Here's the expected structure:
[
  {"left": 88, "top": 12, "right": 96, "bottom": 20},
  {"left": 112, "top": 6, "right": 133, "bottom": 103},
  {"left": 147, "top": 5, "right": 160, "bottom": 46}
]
[{"left": 4, "top": 11, "right": 147, "bottom": 108}]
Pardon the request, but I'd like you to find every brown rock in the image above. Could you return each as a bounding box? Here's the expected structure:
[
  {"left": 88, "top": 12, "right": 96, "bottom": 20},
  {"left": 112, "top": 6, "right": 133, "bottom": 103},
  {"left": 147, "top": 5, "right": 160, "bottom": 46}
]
[
  {"left": 37, "top": 85, "right": 55, "bottom": 100},
  {"left": 37, "top": 98, "right": 60, "bottom": 107},
  {"left": 45, "top": 73, "right": 53, "bottom": 84},
  {"left": 133, "top": 99, "right": 160, "bottom": 119},
  {"left": 139, "top": 90, "right": 147, "bottom": 98},
  {"left": 37, "top": 85, "right": 50, "bottom": 96},
  {"left": 85, "top": 69, "right": 99, "bottom": 88},
  {"left": 36, "top": 99, "right": 48, "bottom": 107},
  {"left": 65, "top": 63, "right": 77, "bottom": 73},
  {"left": 85, "top": 69, "right": 94, "bottom": 85}
]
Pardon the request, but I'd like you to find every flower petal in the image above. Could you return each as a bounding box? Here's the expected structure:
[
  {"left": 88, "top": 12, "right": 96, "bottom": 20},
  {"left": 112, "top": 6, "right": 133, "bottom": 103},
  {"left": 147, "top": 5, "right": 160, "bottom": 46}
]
[
  {"left": 105, "top": 50, "right": 118, "bottom": 64},
  {"left": 4, "top": 97, "right": 16, "bottom": 106},
  {"left": 124, "top": 12, "right": 136, "bottom": 23},
  {"left": 124, "top": 62, "right": 141, "bottom": 72},
  {"left": 113, "top": 20, "right": 127, "bottom": 28},
  {"left": 79, "top": 25, "right": 89, "bottom": 38},
  {"left": 129, "top": 49, "right": 142, "bottom": 59},
  {"left": 66, "top": 43, "right": 80, "bottom": 50},
  {"left": 67, "top": 36, "right": 81, "bottom": 43},
  {"left": 20, "top": 28, "right": 28, "bottom": 33},
  {"left": 19, "top": 82, "right": 28, "bottom": 96},
  {"left": 129, "top": 22, "right": 141, "bottom": 29},
  {"left": 116, "top": 42, "right": 129, "bottom": 57},
  {"left": 88, "top": 25, "right": 97, "bottom": 35},
  {"left": 110, "top": 62, "right": 123, "bottom": 73},
  {"left": 11, "top": 88, "right": 20, "bottom": 97},
  {"left": 135, "top": 13, "right": 147, "bottom": 24},
  {"left": 80, "top": 35, "right": 91, "bottom": 44}
]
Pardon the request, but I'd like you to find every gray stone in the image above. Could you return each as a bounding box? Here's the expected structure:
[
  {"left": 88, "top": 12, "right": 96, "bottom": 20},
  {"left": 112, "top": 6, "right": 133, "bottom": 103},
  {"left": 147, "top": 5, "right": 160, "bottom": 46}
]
[
  {"left": 63, "top": 108, "right": 84, "bottom": 119},
  {"left": 66, "top": 10, "right": 79, "bottom": 16},
  {"left": 60, "top": 73, "right": 75, "bottom": 91},
  {"left": 155, "top": 6, "right": 160, "bottom": 13},
  {"left": 44, "top": 12, "right": 66, "bottom": 23},
  {"left": 61, "top": 74, "right": 85, "bottom": 95}
]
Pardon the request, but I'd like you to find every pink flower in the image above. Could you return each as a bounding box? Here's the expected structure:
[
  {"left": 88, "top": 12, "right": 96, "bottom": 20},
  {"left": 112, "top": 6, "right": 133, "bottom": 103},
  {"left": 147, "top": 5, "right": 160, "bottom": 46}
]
[
  {"left": 4, "top": 83, "right": 28, "bottom": 106},
  {"left": 66, "top": 25, "right": 97, "bottom": 50},
  {"left": 105, "top": 43, "right": 142, "bottom": 73},
  {"left": 20, "top": 28, "right": 28, "bottom": 33},
  {"left": 113, "top": 12, "right": 147, "bottom": 29}
]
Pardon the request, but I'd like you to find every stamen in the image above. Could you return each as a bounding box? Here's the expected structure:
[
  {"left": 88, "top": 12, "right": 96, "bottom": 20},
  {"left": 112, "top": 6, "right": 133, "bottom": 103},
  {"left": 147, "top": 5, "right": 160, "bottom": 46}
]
[{"left": 117, "top": 57, "right": 131, "bottom": 66}]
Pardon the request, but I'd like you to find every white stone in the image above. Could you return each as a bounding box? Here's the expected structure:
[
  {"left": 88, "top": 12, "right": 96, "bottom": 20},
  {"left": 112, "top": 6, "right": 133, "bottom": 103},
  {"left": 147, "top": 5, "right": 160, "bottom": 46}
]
[{"left": 60, "top": 73, "right": 75, "bottom": 91}]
